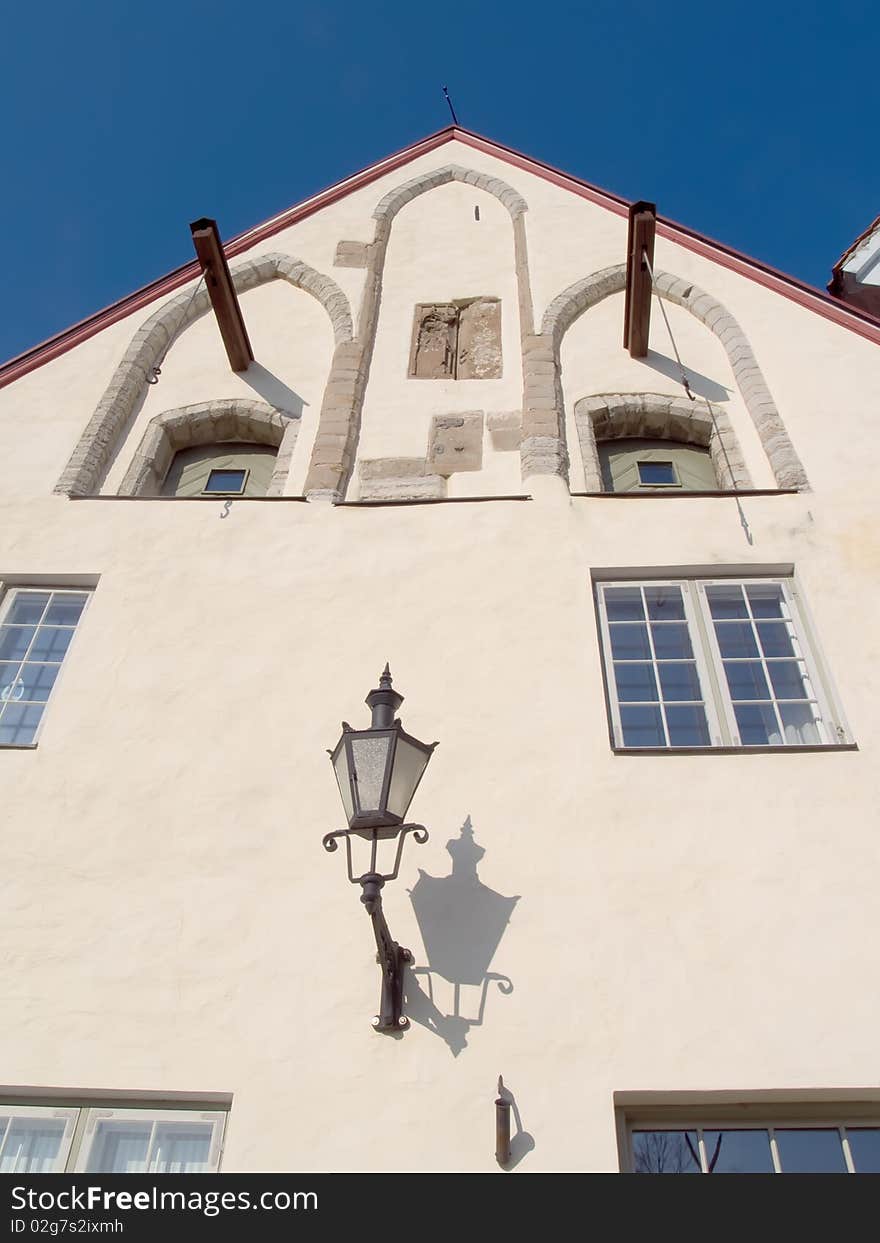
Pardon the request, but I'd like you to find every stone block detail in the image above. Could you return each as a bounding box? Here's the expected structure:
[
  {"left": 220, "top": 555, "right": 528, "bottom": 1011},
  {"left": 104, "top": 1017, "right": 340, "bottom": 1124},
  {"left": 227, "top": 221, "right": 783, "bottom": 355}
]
[
  {"left": 427, "top": 413, "right": 484, "bottom": 474},
  {"left": 357, "top": 460, "right": 446, "bottom": 501},
  {"left": 334, "top": 240, "right": 370, "bottom": 268},
  {"left": 487, "top": 410, "right": 521, "bottom": 451}
]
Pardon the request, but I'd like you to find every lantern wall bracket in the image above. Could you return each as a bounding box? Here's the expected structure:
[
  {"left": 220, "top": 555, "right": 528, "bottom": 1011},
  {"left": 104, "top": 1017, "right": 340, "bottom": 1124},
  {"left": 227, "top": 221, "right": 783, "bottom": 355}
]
[{"left": 323, "top": 824, "right": 428, "bottom": 1032}]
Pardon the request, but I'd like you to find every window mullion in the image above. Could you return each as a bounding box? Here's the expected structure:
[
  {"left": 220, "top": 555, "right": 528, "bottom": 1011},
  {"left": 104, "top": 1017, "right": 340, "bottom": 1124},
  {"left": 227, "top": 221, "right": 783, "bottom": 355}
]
[
  {"left": 641, "top": 585, "right": 670, "bottom": 747},
  {"left": 840, "top": 1126, "right": 856, "bottom": 1174},
  {"left": 696, "top": 1128, "right": 709, "bottom": 1174},
  {"left": 768, "top": 1127, "right": 782, "bottom": 1174},
  {"left": 690, "top": 584, "right": 729, "bottom": 746}
]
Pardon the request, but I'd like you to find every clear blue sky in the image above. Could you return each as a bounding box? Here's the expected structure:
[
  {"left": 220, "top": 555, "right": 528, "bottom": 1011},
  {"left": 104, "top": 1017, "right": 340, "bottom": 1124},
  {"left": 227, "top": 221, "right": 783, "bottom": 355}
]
[{"left": 1, "top": 0, "right": 877, "bottom": 363}]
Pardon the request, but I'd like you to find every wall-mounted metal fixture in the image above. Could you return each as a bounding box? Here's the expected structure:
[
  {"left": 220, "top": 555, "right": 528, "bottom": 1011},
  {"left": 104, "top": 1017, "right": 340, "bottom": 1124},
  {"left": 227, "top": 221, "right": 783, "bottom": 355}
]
[
  {"left": 323, "top": 666, "right": 438, "bottom": 1032},
  {"left": 495, "top": 1076, "right": 511, "bottom": 1165}
]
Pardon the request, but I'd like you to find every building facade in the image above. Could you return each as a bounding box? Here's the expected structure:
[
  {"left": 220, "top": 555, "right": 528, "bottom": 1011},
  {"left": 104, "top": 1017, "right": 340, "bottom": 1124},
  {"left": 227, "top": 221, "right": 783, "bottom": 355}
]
[{"left": 1, "top": 128, "right": 880, "bottom": 1174}]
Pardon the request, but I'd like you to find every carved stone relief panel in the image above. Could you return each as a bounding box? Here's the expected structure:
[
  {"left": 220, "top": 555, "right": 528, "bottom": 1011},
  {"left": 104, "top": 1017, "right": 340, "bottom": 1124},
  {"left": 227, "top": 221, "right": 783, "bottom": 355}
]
[{"left": 408, "top": 299, "right": 502, "bottom": 379}]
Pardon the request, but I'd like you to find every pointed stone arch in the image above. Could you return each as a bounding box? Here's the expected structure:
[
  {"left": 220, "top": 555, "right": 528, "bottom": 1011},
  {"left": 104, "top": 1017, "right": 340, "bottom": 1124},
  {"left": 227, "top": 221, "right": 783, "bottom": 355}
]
[
  {"left": 532, "top": 264, "right": 808, "bottom": 490},
  {"left": 303, "top": 164, "right": 533, "bottom": 501},
  {"left": 372, "top": 163, "right": 528, "bottom": 225},
  {"left": 573, "top": 391, "right": 753, "bottom": 492},
  {"left": 117, "top": 399, "right": 300, "bottom": 497},
  {"left": 55, "top": 254, "right": 353, "bottom": 496}
]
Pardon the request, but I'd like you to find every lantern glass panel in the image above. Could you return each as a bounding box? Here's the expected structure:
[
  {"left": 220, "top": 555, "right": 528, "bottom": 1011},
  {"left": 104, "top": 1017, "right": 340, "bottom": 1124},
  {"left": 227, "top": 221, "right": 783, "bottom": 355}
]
[
  {"left": 331, "top": 743, "right": 354, "bottom": 824},
  {"left": 350, "top": 733, "right": 392, "bottom": 815},
  {"left": 387, "top": 734, "right": 431, "bottom": 820}
]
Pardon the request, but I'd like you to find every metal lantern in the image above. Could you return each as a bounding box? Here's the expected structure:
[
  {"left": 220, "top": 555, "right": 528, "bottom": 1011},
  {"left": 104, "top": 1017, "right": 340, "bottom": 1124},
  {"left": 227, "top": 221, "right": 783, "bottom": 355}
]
[{"left": 329, "top": 665, "right": 436, "bottom": 836}]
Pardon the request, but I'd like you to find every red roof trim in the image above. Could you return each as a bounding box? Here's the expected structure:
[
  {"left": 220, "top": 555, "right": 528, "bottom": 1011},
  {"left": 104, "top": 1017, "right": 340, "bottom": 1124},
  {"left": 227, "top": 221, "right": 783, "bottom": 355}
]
[{"left": 2, "top": 126, "right": 879, "bottom": 389}]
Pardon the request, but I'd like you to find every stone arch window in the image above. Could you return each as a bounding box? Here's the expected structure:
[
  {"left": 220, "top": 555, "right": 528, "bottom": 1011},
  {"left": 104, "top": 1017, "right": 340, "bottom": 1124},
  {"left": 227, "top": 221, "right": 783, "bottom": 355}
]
[
  {"left": 117, "top": 400, "right": 300, "bottom": 497},
  {"left": 574, "top": 393, "right": 753, "bottom": 493}
]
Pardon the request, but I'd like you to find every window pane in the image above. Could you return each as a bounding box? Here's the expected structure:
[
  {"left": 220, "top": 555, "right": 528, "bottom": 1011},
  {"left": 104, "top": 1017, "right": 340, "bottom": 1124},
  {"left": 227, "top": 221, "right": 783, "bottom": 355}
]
[
  {"left": 706, "top": 584, "right": 748, "bottom": 619},
  {"left": 44, "top": 594, "right": 88, "bottom": 626},
  {"left": 349, "top": 734, "right": 392, "bottom": 813},
  {"left": 666, "top": 704, "right": 711, "bottom": 746},
  {"left": 0, "top": 1118, "right": 67, "bottom": 1173},
  {"left": 847, "top": 1128, "right": 880, "bottom": 1173},
  {"left": 604, "top": 587, "right": 644, "bottom": 622},
  {"left": 0, "top": 626, "right": 35, "bottom": 662},
  {"left": 28, "top": 627, "right": 74, "bottom": 662},
  {"left": 150, "top": 1123, "right": 213, "bottom": 1173},
  {"left": 614, "top": 663, "right": 659, "bottom": 703},
  {"left": 204, "top": 469, "right": 246, "bottom": 493},
  {"left": 632, "top": 1130, "right": 701, "bottom": 1174},
  {"left": 779, "top": 703, "right": 821, "bottom": 745},
  {"left": 746, "top": 584, "right": 786, "bottom": 618},
  {"left": 4, "top": 593, "right": 50, "bottom": 625},
  {"left": 0, "top": 703, "right": 45, "bottom": 745},
  {"left": 651, "top": 623, "right": 693, "bottom": 660},
  {"left": 714, "top": 622, "right": 759, "bottom": 659},
  {"left": 724, "top": 661, "right": 770, "bottom": 700},
  {"left": 85, "top": 1122, "right": 151, "bottom": 1173},
  {"left": 638, "top": 461, "right": 677, "bottom": 485},
  {"left": 609, "top": 623, "right": 651, "bottom": 660},
  {"left": 734, "top": 703, "right": 781, "bottom": 745},
  {"left": 645, "top": 586, "right": 685, "bottom": 621},
  {"left": 14, "top": 664, "right": 60, "bottom": 703},
  {"left": 767, "top": 661, "right": 810, "bottom": 700},
  {"left": 620, "top": 705, "right": 665, "bottom": 747},
  {"left": 756, "top": 621, "right": 795, "bottom": 658},
  {"left": 775, "top": 1128, "right": 847, "bottom": 1173},
  {"left": 658, "top": 662, "right": 702, "bottom": 702},
  {"left": 703, "top": 1129, "right": 774, "bottom": 1173},
  {"left": 0, "top": 663, "right": 24, "bottom": 701}
]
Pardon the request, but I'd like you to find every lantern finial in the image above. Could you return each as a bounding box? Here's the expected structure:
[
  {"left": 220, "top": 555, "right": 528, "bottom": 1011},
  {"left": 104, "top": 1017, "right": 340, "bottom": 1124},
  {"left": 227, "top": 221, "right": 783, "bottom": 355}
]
[{"left": 380, "top": 663, "right": 393, "bottom": 690}]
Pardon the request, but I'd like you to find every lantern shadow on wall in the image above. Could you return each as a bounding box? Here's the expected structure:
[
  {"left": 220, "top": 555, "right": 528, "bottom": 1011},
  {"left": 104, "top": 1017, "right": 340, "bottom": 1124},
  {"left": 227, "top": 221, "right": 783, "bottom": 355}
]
[{"left": 405, "top": 816, "right": 519, "bottom": 1057}]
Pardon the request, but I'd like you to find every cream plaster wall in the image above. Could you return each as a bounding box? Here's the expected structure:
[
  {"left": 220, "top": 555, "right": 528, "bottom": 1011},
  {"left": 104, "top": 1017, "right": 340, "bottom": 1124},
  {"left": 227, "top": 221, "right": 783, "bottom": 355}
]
[{"left": 2, "top": 136, "right": 880, "bottom": 1173}]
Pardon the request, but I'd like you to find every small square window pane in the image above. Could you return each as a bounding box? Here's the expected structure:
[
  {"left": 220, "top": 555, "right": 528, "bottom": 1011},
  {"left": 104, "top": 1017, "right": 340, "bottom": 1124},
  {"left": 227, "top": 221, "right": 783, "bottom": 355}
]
[
  {"left": 29, "top": 627, "right": 74, "bottom": 662},
  {"left": 651, "top": 623, "right": 693, "bottom": 659},
  {"left": 609, "top": 623, "right": 651, "bottom": 660},
  {"left": 0, "top": 702, "right": 44, "bottom": 745},
  {"left": 645, "top": 586, "right": 685, "bottom": 621},
  {"left": 767, "top": 660, "right": 810, "bottom": 700},
  {"left": 151, "top": 1123, "right": 214, "bottom": 1173},
  {"left": 756, "top": 621, "right": 795, "bottom": 658},
  {"left": 604, "top": 587, "right": 644, "bottom": 622},
  {"left": 658, "top": 662, "right": 702, "bottom": 702},
  {"left": 44, "top": 594, "right": 88, "bottom": 626},
  {"left": 15, "top": 663, "right": 61, "bottom": 703},
  {"left": 779, "top": 703, "right": 821, "bottom": 745},
  {"left": 734, "top": 703, "right": 781, "bottom": 745},
  {"left": 746, "top": 583, "right": 786, "bottom": 618},
  {"left": 614, "top": 662, "right": 659, "bottom": 703},
  {"left": 775, "top": 1128, "right": 847, "bottom": 1173},
  {"left": 706, "top": 584, "right": 748, "bottom": 619},
  {"left": 665, "top": 704, "right": 710, "bottom": 746},
  {"left": 632, "top": 1130, "right": 701, "bottom": 1174},
  {"left": 1, "top": 663, "right": 24, "bottom": 701},
  {"left": 724, "top": 660, "right": 770, "bottom": 700},
  {"left": 620, "top": 705, "right": 665, "bottom": 747},
  {"left": 847, "top": 1128, "right": 880, "bottom": 1173},
  {"left": 703, "top": 1129, "right": 774, "bottom": 1174},
  {"left": 638, "top": 461, "right": 677, "bottom": 486},
  {"left": 714, "top": 622, "right": 759, "bottom": 659},
  {"left": 204, "top": 469, "right": 246, "bottom": 494},
  {"left": 4, "top": 593, "right": 50, "bottom": 625},
  {"left": 0, "top": 626, "right": 35, "bottom": 662},
  {"left": 85, "top": 1122, "right": 152, "bottom": 1173}
]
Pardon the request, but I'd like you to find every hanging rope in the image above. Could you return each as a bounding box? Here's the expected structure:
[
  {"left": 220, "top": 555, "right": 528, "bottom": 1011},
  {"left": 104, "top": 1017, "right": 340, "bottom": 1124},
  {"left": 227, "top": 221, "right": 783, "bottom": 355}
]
[
  {"left": 146, "top": 269, "right": 207, "bottom": 384},
  {"left": 641, "top": 250, "right": 752, "bottom": 545}
]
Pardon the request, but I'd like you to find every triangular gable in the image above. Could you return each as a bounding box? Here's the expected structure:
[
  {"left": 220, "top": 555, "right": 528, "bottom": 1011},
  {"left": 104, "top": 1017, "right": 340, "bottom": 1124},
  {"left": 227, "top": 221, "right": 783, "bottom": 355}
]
[{"left": 3, "top": 125, "right": 879, "bottom": 389}]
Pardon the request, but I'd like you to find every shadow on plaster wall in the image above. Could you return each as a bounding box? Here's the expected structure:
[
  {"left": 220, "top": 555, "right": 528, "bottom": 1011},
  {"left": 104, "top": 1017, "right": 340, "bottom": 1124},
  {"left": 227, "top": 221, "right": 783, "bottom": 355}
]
[
  {"left": 637, "top": 350, "right": 731, "bottom": 403},
  {"left": 405, "top": 816, "right": 519, "bottom": 1058},
  {"left": 242, "top": 363, "right": 306, "bottom": 418},
  {"left": 497, "top": 1078, "right": 536, "bottom": 1170}
]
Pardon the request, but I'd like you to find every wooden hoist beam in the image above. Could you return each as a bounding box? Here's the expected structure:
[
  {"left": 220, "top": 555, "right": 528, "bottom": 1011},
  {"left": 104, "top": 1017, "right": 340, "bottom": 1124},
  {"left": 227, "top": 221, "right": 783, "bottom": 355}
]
[
  {"left": 623, "top": 200, "right": 657, "bottom": 358},
  {"left": 190, "top": 218, "right": 254, "bottom": 372}
]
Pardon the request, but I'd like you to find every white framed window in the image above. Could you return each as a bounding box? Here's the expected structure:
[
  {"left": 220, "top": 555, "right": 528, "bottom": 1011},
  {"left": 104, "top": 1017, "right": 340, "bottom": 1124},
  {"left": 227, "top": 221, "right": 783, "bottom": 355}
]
[
  {"left": 0, "top": 1106, "right": 79, "bottom": 1173},
  {"left": 628, "top": 1119, "right": 880, "bottom": 1174},
  {"left": 0, "top": 587, "right": 92, "bottom": 747},
  {"left": 0, "top": 1102, "right": 227, "bottom": 1173},
  {"left": 595, "top": 576, "right": 847, "bottom": 749}
]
